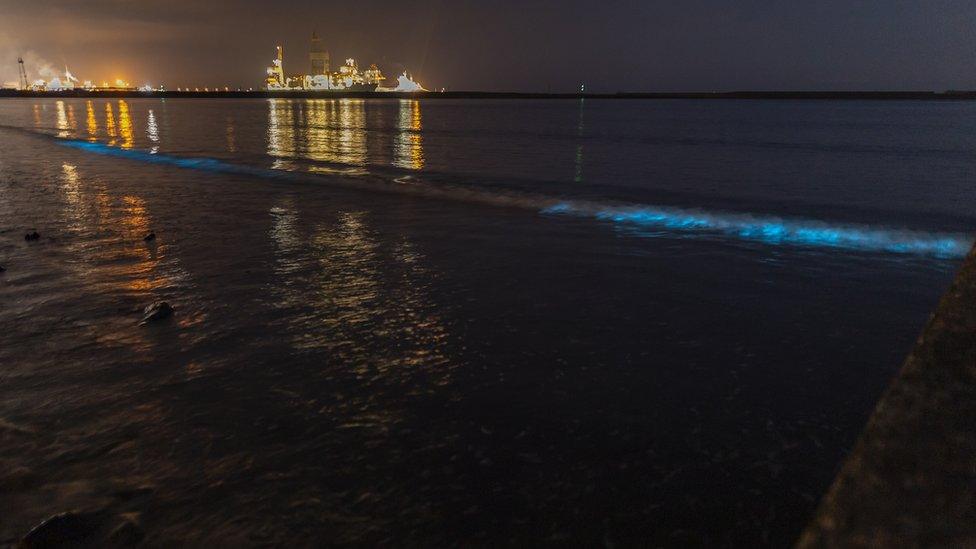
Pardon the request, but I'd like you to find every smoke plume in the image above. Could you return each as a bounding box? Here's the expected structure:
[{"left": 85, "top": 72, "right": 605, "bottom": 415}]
[{"left": 0, "top": 33, "right": 58, "bottom": 88}]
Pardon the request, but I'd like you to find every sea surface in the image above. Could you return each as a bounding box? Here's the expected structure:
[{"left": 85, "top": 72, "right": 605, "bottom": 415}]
[{"left": 0, "top": 98, "right": 973, "bottom": 546}]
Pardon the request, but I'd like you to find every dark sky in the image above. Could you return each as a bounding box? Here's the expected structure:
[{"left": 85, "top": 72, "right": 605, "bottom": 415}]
[{"left": 1, "top": 0, "right": 975, "bottom": 92}]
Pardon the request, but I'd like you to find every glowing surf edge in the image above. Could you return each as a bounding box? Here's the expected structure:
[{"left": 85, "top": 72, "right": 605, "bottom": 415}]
[
  {"left": 58, "top": 140, "right": 259, "bottom": 175},
  {"left": 542, "top": 202, "right": 973, "bottom": 258},
  {"left": 57, "top": 139, "right": 973, "bottom": 259}
]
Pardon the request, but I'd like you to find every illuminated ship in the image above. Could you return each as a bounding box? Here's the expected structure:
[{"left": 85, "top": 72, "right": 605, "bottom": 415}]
[{"left": 265, "top": 33, "right": 425, "bottom": 92}]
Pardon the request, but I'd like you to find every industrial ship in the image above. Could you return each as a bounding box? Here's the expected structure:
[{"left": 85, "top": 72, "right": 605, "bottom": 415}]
[{"left": 265, "top": 32, "right": 425, "bottom": 92}]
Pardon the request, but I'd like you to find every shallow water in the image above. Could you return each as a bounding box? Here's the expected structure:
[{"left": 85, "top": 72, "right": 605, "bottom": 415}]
[{"left": 0, "top": 98, "right": 972, "bottom": 546}]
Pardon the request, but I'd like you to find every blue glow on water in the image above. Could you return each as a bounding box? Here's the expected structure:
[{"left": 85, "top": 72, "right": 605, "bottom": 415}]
[
  {"left": 542, "top": 202, "right": 972, "bottom": 258},
  {"left": 57, "top": 140, "right": 256, "bottom": 175},
  {"left": 56, "top": 138, "right": 972, "bottom": 259}
]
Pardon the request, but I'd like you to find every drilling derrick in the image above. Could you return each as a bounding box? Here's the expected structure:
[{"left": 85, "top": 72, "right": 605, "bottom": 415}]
[{"left": 310, "top": 31, "right": 330, "bottom": 75}]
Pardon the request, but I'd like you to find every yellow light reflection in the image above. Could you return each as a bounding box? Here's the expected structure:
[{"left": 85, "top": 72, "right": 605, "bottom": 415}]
[
  {"left": 267, "top": 99, "right": 296, "bottom": 169},
  {"left": 267, "top": 200, "right": 454, "bottom": 383},
  {"left": 307, "top": 211, "right": 380, "bottom": 352},
  {"left": 298, "top": 99, "right": 368, "bottom": 173},
  {"left": 62, "top": 163, "right": 78, "bottom": 183},
  {"left": 32, "top": 104, "right": 41, "bottom": 127},
  {"left": 337, "top": 99, "right": 367, "bottom": 168},
  {"left": 52, "top": 165, "right": 198, "bottom": 354},
  {"left": 58, "top": 162, "right": 87, "bottom": 237},
  {"left": 394, "top": 99, "right": 424, "bottom": 170},
  {"left": 56, "top": 101, "right": 69, "bottom": 137},
  {"left": 117, "top": 100, "right": 134, "bottom": 149},
  {"left": 117, "top": 195, "right": 157, "bottom": 293},
  {"left": 105, "top": 103, "right": 117, "bottom": 145},
  {"left": 61, "top": 163, "right": 81, "bottom": 206},
  {"left": 86, "top": 101, "right": 98, "bottom": 140}
]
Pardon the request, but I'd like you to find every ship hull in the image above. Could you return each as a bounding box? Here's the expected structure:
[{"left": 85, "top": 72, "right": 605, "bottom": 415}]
[{"left": 343, "top": 83, "right": 379, "bottom": 92}]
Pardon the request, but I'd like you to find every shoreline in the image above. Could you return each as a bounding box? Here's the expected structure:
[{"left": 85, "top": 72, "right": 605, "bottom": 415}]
[
  {"left": 799, "top": 241, "right": 976, "bottom": 546},
  {"left": 1, "top": 93, "right": 970, "bottom": 546},
  {"left": 4, "top": 89, "right": 976, "bottom": 100}
]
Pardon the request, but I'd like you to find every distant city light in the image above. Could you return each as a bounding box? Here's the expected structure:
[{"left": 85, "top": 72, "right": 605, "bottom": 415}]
[{"left": 7, "top": 34, "right": 430, "bottom": 94}]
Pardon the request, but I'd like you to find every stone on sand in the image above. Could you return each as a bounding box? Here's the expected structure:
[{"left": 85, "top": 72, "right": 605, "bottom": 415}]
[{"left": 140, "top": 301, "right": 174, "bottom": 325}]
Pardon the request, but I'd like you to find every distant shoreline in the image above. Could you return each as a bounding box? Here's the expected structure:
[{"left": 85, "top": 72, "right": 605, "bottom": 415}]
[{"left": 3, "top": 89, "right": 976, "bottom": 100}]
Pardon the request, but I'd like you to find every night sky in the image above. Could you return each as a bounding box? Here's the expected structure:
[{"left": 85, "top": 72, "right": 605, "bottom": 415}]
[{"left": 1, "top": 0, "right": 975, "bottom": 92}]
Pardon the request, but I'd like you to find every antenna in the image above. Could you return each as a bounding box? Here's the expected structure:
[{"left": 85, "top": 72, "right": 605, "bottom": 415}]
[{"left": 17, "top": 57, "right": 28, "bottom": 90}]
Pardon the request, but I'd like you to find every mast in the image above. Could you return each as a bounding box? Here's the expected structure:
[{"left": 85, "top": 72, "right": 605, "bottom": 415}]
[{"left": 275, "top": 45, "right": 284, "bottom": 83}]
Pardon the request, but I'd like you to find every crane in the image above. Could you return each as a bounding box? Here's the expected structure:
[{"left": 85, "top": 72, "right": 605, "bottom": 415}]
[{"left": 17, "top": 57, "right": 28, "bottom": 90}]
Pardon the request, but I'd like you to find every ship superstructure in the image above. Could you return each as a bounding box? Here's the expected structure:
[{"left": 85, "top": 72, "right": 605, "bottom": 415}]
[
  {"left": 264, "top": 33, "right": 425, "bottom": 92},
  {"left": 266, "top": 46, "right": 288, "bottom": 89}
]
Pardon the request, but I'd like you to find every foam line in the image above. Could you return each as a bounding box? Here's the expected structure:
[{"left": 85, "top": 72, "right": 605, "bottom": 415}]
[
  {"left": 57, "top": 140, "right": 265, "bottom": 177},
  {"left": 542, "top": 202, "right": 973, "bottom": 258},
  {"left": 56, "top": 138, "right": 972, "bottom": 259}
]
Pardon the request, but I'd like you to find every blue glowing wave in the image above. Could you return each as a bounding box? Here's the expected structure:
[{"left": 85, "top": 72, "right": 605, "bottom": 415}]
[
  {"left": 542, "top": 202, "right": 973, "bottom": 258},
  {"left": 57, "top": 138, "right": 972, "bottom": 259},
  {"left": 58, "top": 140, "right": 263, "bottom": 176}
]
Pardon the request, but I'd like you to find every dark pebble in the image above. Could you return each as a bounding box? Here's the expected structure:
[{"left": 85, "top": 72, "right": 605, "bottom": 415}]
[
  {"left": 143, "top": 232, "right": 156, "bottom": 242},
  {"left": 140, "top": 301, "right": 174, "bottom": 325},
  {"left": 24, "top": 231, "right": 40, "bottom": 241},
  {"left": 19, "top": 510, "right": 106, "bottom": 548}
]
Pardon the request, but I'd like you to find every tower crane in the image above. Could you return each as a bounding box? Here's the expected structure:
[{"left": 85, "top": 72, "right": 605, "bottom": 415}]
[{"left": 17, "top": 57, "right": 28, "bottom": 90}]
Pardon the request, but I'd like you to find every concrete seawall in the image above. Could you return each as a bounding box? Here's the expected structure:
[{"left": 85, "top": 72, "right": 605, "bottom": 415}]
[{"left": 798, "top": 243, "right": 976, "bottom": 547}]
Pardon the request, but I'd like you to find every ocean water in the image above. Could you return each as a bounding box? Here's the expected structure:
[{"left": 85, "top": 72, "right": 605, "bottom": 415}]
[{"left": 0, "top": 97, "right": 972, "bottom": 546}]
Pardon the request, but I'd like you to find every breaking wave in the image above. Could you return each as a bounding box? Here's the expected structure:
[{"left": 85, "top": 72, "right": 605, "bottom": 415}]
[
  {"left": 542, "top": 202, "right": 972, "bottom": 258},
  {"left": 57, "top": 139, "right": 265, "bottom": 176},
  {"left": 55, "top": 138, "right": 973, "bottom": 259}
]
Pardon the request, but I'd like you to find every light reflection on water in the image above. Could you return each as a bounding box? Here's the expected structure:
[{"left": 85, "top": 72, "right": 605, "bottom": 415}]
[
  {"left": 394, "top": 99, "right": 424, "bottom": 170},
  {"left": 2, "top": 98, "right": 974, "bottom": 546},
  {"left": 49, "top": 159, "right": 197, "bottom": 354},
  {"left": 147, "top": 109, "right": 159, "bottom": 154},
  {"left": 60, "top": 163, "right": 83, "bottom": 232},
  {"left": 24, "top": 98, "right": 974, "bottom": 259},
  {"left": 267, "top": 197, "right": 452, "bottom": 388},
  {"left": 300, "top": 99, "right": 367, "bottom": 173},
  {"left": 104, "top": 102, "right": 117, "bottom": 145},
  {"left": 85, "top": 101, "right": 97, "bottom": 141},
  {"left": 267, "top": 99, "right": 296, "bottom": 170},
  {"left": 55, "top": 101, "right": 69, "bottom": 137},
  {"left": 67, "top": 104, "right": 77, "bottom": 132},
  {"left": 307, "top": 211, "right": 382, "bottom": 349},
  {"left": 261, "top": 98, "right": 422, "bottom": 175},
  {"left": 117, "top": 100, "right": 134, "bottom": 149}
]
